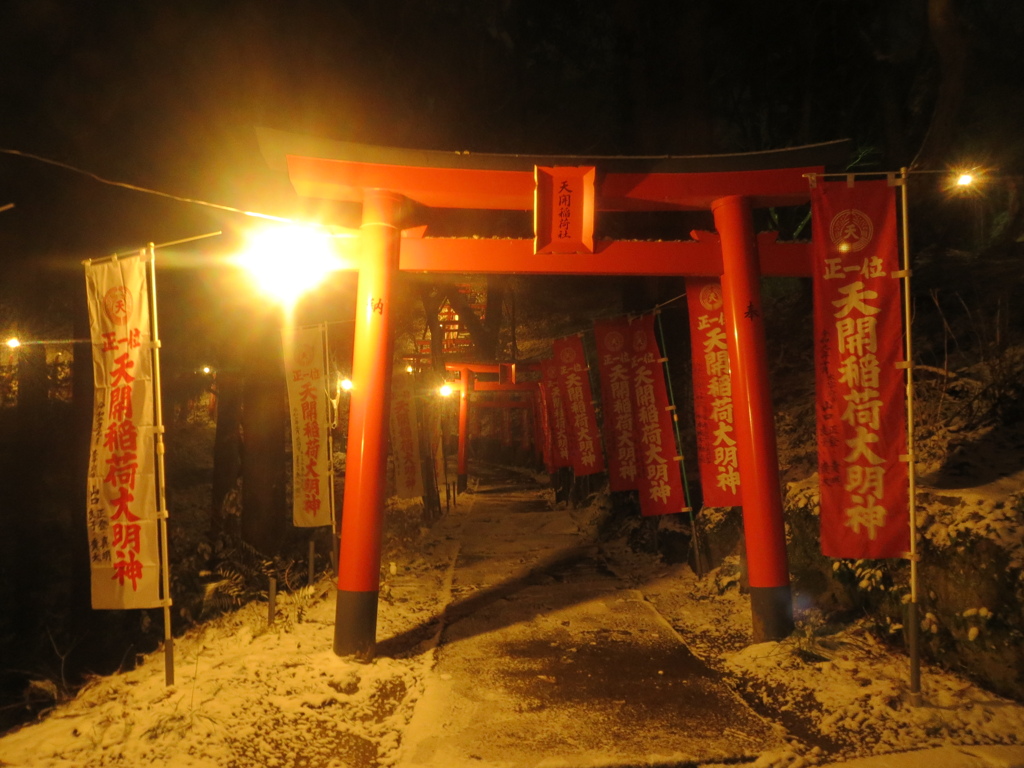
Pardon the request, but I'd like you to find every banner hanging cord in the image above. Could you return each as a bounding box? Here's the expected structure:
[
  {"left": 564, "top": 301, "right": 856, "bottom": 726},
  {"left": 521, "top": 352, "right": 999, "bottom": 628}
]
[{"left": 653, "top": 290, "right": 688, "bottom": 311}]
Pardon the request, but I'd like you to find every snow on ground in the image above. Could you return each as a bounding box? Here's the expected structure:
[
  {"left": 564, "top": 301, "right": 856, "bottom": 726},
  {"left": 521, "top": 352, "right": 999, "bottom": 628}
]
[
  {"left": 616, "top": 541, "right": 1024, "bottom": 766},
  {"left": 0, "top": 582, "right": 432, "bottom": 767},
  {"left": 3, "top": 463, "right": 1024, "bottom": 768}
]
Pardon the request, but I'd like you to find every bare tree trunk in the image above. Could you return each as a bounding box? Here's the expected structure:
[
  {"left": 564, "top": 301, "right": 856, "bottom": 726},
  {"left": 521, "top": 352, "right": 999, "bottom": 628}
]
[
  {"left": 240, "top": 317, "right": 288, "bottom": 556},
  {"left": 482, "top": 275, "right": 509, "bottom": 358},
  {"left": 209, "top": 367, "right": 242, "bottom": 538},
  {"left": 912, "top": 0, "right": 970, "bottom": 168},
  {"left": 442, "top": 282, "right": 500, "bottom": 361},
  {"left": 419, "top": 282, "right": 446, "bottom": 375}
]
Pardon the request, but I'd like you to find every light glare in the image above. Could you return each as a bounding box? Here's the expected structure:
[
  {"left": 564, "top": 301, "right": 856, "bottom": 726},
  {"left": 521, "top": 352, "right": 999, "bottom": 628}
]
[
  {"left": 234, "top": 226, "right": 344, "bottom": 307},
  {"left": 439, "top": 384, "right": 453, "bottom": 397},
  {"left": 5, "top": 338, "right": 20, "bottom": 349},
  {"left": 957, "top": 173, "right": 974, "bottom": 187}
]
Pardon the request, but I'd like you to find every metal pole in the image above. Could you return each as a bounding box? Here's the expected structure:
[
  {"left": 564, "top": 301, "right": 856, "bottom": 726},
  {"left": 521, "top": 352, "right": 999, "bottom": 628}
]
[
  {"left": 900, "top": 168, "right": 923, "bottom": 706},
  {"left": 655, "top": 310, "right": 706, "bottom": 576},
  {"left": 146, "top": 244, "right": 175, "bottom": 686},
  {"left": 333, "top": 189, "right": 402, "bottom": 660},
  {"left": 110, "top": 231, "right": 221, "bottom": 259},
  {"left": 712, "top": 196, "right": 794, "bottom": 642}
]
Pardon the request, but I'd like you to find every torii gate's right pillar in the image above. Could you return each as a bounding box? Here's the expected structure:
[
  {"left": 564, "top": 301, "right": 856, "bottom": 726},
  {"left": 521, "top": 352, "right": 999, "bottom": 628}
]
[{"left": 713, "top": 195, "right": 794, "bottom": 642}]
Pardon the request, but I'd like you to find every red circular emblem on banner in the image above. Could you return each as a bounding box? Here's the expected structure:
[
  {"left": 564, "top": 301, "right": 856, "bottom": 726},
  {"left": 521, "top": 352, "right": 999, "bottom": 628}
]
[
  {"left": 296, "top": 342, "right": 315, "bottom": 367},
  {"left": 103, "top": 287, "right": 133, "bottom": 326},
  {"left": 699, "top": 283, "right": 723, "bottom": 311},
  {"left": 829, "top": 209, "right": 874, "bottom": 254},
  {"left": 604, "top": 330, "right": 624, "bottom": 353},
  {"left": 559, "top": 345, "right": 576, "bottom": 364}
]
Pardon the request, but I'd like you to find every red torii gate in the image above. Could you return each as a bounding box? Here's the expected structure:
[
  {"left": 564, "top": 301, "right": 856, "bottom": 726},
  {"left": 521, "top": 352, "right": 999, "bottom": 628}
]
[
  {"left": 472, "top": 399, "right": 533, "bottom": 454},
  {"left": 444, "top": 362, "right": 539, "bottom": 491},
  {"left": 258, "top": 128, "right": 849, "bottom": 659}
]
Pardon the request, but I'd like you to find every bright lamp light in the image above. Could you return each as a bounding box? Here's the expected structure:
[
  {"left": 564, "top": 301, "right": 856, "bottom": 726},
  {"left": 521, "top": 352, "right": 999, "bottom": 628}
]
[
  {"left": 5, "top": 338, "right": 20, "bottom": 349},
  {"left": 234, "top": 226, "right": 345, "bottom": 307}
]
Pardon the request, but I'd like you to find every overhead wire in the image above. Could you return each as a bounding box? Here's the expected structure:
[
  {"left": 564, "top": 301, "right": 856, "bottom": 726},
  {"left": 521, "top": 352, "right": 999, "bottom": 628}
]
[{"left": 0, "top": 147, "right": 295, "bottom": 223}]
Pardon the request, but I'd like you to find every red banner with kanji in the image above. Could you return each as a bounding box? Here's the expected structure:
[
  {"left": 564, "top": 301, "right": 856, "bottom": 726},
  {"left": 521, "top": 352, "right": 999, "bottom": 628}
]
[
  {"left": 812, "top": 179, "right": 909, "bottom": 558},
  {"left": 85, "top": 255, "right": 160, "bottom": 609},
  {"left": 553, "top": 334, "right": 605, "bottom": 476},
  {"left": 541, "top": 357, "right": 572, "bottom": 469},
  {"left": 686, "top": 278, "right": 742, "bottom": 507},
  {"left": 593, "top": 318, "right": 640, "bottom": 491},
  {"left": 284, "top": 323, "right": 334, "bottom": 526},
  {"left": 629, "top": 313, "right": 687, "bottom": 516}
]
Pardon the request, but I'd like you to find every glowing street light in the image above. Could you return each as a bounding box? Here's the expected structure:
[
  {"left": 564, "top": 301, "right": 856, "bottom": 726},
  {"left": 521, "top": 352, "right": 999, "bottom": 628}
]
[
  {"left": 5, "top": 337, "right": 20, "bottom": 349},
  {"left": 232, "top": 225, "right": 355, "bottom": 310},
  {"left": 439, "top": 384, "right": 453, "bottom": 397},
  {"left": 957, "top": 173, "right": 974, "bottom": 187}
]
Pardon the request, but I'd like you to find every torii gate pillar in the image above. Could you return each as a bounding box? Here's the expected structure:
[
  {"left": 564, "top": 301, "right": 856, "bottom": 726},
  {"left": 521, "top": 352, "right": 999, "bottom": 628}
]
[
  {"left": 333, "top": 189, "right": 403, "bottom": 660},
  {"left": 713, "top": 195, "right": 794, "bottom": 642}
]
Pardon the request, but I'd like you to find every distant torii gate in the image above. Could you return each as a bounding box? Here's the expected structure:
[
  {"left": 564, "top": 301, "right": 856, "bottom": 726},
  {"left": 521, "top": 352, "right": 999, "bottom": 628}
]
[
  {"left": 445, "top": 362, "right": 539, "bottom": 491},
  {"left": 471, "top": 398, "right": 534, "bottom": 456},
  {"left": 258, "top": 128, "right": 850, "bottom": 660}
]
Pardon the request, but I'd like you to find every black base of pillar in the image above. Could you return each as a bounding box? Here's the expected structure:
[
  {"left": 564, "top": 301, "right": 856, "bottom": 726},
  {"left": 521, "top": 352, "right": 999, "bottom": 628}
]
[
  {"left": 457, "top": 473, "right": 467, "bottom": 493},
  {"left": 749, "top": 584, "right": 794, "bottom": 642},
  {"left": 333, "top": 589, "right": 379, "bottom": 661}
]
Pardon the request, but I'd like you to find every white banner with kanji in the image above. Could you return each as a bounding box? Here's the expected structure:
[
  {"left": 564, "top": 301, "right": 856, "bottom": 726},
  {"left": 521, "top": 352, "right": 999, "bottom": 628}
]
[
  {"left": 85, "top": 255, "right": 160, "bottom": 609},
  {"left": 284, "top": 323, "right": 333, "bottom": 527}
]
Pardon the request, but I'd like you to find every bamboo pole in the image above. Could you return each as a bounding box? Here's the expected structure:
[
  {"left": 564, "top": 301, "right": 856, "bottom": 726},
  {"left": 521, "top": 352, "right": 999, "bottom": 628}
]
[
  {"left": 146, "top": 243, "right": 175, "bottom": 687},
  {"left": 899, "top": 169, "right": 923, "bottom": 706}
]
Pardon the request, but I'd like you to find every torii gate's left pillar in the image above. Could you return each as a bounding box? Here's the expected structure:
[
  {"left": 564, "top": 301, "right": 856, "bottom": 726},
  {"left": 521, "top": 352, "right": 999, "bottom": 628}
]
[{"left": 334, "top": 189, "right": 403, "bottom": 660}]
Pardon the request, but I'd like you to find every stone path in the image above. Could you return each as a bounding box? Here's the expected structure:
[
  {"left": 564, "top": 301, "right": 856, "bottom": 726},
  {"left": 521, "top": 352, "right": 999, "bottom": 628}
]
[{"left": 397, "top": 467, "right": 786, "bottom": 768}]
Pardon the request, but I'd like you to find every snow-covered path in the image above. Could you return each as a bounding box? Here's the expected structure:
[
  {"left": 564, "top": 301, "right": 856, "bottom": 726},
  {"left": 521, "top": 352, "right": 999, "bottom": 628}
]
[{"left": 396, "top": 466, "right": 784, "bottom": 767}]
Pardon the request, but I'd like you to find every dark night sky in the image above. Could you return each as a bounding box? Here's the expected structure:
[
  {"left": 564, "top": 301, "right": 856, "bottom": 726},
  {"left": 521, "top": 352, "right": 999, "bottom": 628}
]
[{"left": 2, "top": 1, "right": 1024, "bottom": 345}]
